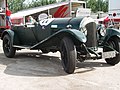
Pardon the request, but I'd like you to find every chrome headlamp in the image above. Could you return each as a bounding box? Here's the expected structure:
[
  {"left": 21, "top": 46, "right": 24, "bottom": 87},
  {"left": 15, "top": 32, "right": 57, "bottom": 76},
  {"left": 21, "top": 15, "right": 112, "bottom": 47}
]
[{"left": 98, "top": 24, "right": 106, "bottom": 37}]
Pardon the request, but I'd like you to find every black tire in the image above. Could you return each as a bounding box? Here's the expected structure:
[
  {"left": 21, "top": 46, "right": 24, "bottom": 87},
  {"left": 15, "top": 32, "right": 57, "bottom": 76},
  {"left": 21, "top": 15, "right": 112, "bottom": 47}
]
[
  {"left": 103, "top": 37, "right": 120, "bottom": 65},
  {"left": 60, "top": 37, "right": 77, "bottom": 74},
  {"left": 3, "top": 34, "right": 16, "bottom": 58}
]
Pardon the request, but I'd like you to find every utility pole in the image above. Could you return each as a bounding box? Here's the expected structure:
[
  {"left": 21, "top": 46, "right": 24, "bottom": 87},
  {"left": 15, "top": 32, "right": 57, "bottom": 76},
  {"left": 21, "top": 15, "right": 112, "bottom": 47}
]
[{"left": 69, "top": 0, "right": 72, "bottom": 17}]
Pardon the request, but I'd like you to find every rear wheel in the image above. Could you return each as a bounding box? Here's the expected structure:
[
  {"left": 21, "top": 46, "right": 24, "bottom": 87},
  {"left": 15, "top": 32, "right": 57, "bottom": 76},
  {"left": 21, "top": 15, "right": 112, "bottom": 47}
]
[
  {"left": 103, "top": 37, "right": 120, "bottom": 65},
  {"left": 3, "top": 34, "right": 16, "bottom": 58},
  {"left": 60, "top": 37, "right": 77, "bottom": 74}
]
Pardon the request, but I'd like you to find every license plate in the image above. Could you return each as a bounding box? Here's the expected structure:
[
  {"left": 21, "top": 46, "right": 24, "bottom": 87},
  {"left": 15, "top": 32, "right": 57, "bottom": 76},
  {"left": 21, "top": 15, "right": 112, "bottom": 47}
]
[{"left": 102, "top": 51, "right": 116, "bottom": 59}]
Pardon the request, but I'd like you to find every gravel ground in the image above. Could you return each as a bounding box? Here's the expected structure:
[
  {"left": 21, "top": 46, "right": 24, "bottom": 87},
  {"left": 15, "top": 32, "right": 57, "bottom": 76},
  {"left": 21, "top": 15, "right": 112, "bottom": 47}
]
[{"left": 0, "top": 40, "right": 120, "bottom": 90}]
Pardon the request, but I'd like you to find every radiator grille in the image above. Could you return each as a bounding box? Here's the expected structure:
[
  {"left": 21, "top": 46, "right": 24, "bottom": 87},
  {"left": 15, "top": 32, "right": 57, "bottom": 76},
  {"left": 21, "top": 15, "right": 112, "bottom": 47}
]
[{"left": 85, "top": 22, "right": 97, "bottom": 47}]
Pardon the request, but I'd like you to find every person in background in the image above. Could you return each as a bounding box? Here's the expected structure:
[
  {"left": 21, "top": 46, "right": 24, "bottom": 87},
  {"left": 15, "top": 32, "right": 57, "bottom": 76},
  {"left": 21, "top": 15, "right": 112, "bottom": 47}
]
[
  {"left": 6, "top": 6, "right": 12, "bottom": 26},
  {"left": 27, "top": 16, "right": 36, "bottom": 24}
]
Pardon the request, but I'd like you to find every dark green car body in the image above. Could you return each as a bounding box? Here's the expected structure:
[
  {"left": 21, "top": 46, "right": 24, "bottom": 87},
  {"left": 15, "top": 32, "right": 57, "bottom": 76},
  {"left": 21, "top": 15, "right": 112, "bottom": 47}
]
[{"left": 1, "top": 16, "right": 120, "bottom": 74}]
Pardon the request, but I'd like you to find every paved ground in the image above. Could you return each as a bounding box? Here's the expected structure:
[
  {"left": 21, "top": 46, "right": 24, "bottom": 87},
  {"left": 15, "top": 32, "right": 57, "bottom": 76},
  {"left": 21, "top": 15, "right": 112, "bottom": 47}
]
[{"left": 0, "top": 40, "right": 120, "bottom": 90}]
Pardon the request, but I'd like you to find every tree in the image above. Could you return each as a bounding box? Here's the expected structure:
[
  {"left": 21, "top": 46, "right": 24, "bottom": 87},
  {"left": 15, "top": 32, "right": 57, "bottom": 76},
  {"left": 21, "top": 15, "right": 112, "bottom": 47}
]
[
  {"left": 49, "top": 0, "right": 57, "bottom": 4},
  {"left": 61, "top": 0, "right": 66, "bottom": 2},
  {"left": 87, "top": 0, "right": 108, "bottom": 12},
  {"left": 102, "top": 1, "right": 108, "bottom": 12},
  {"left": 8, "top": 0, "right": 26, "bottom": 13},
  {"left": 87, "top": 0, "right": 97, "bottom": 12},
  {"left": 7, "top": 0, "right": 57, "bottom": 13}
]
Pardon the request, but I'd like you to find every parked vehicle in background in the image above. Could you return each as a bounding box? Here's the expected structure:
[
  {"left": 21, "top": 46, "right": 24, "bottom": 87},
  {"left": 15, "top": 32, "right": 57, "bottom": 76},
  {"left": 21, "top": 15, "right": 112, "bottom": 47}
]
[
  {"left": 108, "top": 0, "right": 120, "bottom": 22},
  {"left": 102, "top": 0, "right": 120, "bottom": 29},
  {"left": 0, "top": 0, "right": 10, "bottom": 34}
]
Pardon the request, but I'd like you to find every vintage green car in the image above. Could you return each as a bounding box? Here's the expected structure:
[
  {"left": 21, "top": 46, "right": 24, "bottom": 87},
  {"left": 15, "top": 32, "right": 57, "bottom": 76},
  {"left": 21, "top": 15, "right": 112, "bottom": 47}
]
[{"left": 1, "top": 16, "right": 120, "bottom": 74}]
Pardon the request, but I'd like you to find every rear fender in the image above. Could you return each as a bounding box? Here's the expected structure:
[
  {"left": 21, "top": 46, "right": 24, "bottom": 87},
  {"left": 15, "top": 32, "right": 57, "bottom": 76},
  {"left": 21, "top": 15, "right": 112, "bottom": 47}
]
[
  {"left": 1, "top": 30, "right": 19, "bottom": 45},
  {"left": 102, "top": 28, "right": 120, "bottom": 44}
]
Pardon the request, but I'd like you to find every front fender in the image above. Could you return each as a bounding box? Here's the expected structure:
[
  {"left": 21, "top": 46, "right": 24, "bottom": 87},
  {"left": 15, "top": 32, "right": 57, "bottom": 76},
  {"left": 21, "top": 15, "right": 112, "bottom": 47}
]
[
  {"left": 31, "top": 29, "right": 87, "bottom": 49},
  {"left": 103, "top": 28, "right": 120, "bottom": 44},
  {"left": 58, "top": 29, "right": 87, "bottom": 43}
]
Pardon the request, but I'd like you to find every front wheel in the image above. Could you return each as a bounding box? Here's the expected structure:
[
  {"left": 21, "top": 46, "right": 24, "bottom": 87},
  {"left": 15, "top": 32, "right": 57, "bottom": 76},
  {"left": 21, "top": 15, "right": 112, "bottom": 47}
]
[
  {"left": 103, "top": 37, "right": 120, "bottom": 65},
  {"left": 60, "top": 37, "right": 77, "bottom": 74},
  {"left": 3, "top": 34, "right": 16, "bottom": 58}
]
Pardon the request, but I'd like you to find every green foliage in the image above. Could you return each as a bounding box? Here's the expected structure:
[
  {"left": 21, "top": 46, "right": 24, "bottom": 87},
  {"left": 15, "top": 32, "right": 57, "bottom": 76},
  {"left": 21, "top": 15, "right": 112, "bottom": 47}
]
[
  {"left": 102, "top": 1, "right": 108, "bottom": 12},
  {"left": 8, "top": 0, "right": 57, "bottom": 13},
  {"left": 61, "top": 0, "right": 66, "bottom": 2},
  {"left": 8, "top": 0, "right": 26, "bottom": 13},
  {"left": 49, "top": 0, "right": 57, "bottom": 4},
  {"left": 87, "top": 0, "right": 108, "bottom": 12},
  {"left": 87, "top": 0, "right": 97, "bottom": 12},
  {"left": 28, "top": 0, "right": 57, "bottom": 8}
]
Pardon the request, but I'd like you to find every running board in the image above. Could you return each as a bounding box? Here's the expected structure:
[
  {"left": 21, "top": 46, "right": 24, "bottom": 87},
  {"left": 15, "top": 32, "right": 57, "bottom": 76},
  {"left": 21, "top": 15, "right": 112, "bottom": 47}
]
[{"left": 13, "top": 45, "right": 32, "bottom": 49}]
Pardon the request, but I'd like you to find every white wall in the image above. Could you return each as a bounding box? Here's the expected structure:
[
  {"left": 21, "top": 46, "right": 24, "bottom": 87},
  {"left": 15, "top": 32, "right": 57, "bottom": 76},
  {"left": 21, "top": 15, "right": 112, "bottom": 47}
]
[{"left": 109, "top": 0, "right": 120, "bottom": 10}]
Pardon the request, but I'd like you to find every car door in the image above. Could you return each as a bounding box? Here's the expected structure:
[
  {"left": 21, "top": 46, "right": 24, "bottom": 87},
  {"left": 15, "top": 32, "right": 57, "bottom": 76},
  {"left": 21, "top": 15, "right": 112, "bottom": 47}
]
[
  {"left": 34, "top": 18, "right": 55, "bottom": 41},
  {"left": 13, "top": 25, "right": 38, "bottom": 46}
]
